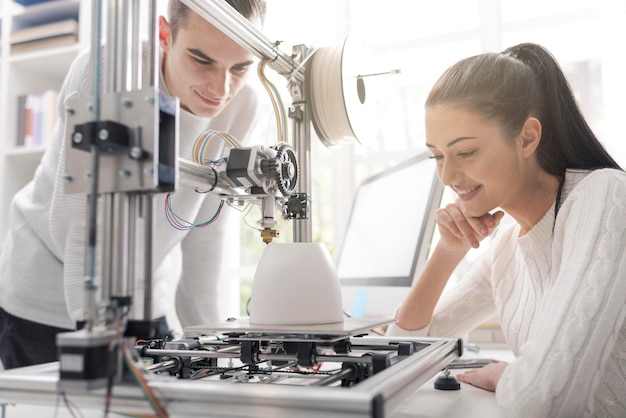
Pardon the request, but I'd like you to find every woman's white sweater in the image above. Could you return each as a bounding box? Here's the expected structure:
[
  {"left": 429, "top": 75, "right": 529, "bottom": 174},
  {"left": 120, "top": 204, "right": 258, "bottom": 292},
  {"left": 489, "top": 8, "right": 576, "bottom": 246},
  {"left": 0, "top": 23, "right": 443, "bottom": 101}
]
[{"left": 388, "top": 169, "right": 626, "bottom": 417}]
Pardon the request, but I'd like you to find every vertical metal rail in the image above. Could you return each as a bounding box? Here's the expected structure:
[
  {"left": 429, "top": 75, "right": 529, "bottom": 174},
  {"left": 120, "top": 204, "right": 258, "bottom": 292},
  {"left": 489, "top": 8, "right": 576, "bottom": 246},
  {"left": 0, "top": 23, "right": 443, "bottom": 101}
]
[
  {"left": 84, "top": 0, "right": 104, "bottom": 331},
  {"left": 147, "top": 0, "right": 159, "bottom": 89},
  {"left": 142, "top": 0, "right": 159, "bottom": 321},
  {"left": 291, "top": 45, "right": 312, "bottom": 242},
  {"left": 142, "top": 195, "right": 154, "bottom": 320},
  {"left": 127, "top": 195, "right": 137, "bottom": 310},
  {"left": 101, "top": 194, "right": 113, "bottom": 304},
  {"left": 89, "top": 0, "right": 157, "bottom": 325},
  {"left": 111, "top": 195, "right": 129, "bottom": 296}
]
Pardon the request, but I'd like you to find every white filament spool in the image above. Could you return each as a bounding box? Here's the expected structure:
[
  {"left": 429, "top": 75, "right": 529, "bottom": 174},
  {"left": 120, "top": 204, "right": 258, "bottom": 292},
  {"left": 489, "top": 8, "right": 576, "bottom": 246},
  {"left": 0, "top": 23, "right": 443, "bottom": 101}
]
[{"left": 308, "top": 35, "right": 378, "bottom": 147}]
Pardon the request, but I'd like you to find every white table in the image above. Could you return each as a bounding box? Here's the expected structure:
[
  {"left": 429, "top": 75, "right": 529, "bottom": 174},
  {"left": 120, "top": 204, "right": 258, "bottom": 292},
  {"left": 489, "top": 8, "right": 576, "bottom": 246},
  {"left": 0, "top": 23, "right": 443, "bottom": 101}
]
[
  {"left": 391, "top": 349, "right": 514, "bottom": 418},
  {"left": 391, "top": 370, "right": 499, "bottom": 417}
]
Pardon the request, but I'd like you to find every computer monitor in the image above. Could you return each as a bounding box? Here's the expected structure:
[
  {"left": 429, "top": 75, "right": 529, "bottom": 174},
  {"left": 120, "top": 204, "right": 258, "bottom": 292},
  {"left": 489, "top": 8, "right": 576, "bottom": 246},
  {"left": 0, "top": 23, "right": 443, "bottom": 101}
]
[{"left": 336, "top": 152, "right": 444, "bottom": 318}]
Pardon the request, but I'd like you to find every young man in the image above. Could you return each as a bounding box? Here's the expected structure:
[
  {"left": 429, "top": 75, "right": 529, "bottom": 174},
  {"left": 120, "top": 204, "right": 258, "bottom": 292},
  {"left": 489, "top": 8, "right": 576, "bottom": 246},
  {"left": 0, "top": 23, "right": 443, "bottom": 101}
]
[{"left": 0, "top": 0, "right": 267, "bottom": 369}]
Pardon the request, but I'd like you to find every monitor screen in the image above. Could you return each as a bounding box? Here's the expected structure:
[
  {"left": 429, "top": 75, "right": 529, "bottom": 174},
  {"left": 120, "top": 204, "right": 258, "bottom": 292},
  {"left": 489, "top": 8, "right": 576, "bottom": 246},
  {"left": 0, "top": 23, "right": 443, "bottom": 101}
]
[{"left": 336, "top": 152, "right": 443, "bottom": 287}]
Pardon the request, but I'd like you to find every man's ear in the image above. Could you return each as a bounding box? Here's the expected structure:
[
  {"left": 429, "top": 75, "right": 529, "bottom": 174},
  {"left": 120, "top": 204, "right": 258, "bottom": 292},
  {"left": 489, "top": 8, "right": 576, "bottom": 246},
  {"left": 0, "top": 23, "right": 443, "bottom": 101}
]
[
  {"left": 519, "top": 117, "right": 542, "bottom": 158},
  {"left": 159, "top": 16, "right": 171, "bottom": 51}
]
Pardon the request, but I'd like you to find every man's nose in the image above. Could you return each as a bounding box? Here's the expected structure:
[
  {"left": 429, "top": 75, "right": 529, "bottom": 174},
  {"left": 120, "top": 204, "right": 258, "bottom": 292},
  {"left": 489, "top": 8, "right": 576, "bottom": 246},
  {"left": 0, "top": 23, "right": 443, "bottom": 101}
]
[{"left": 207, "top": 69, "right": 230, "bottom": 98}]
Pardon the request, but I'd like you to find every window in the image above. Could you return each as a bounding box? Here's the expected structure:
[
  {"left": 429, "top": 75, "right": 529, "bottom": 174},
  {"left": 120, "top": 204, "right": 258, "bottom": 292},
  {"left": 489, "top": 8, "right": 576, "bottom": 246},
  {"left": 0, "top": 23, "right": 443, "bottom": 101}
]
[{"left": 235, "top": 0, "right": 626, "bottom": 318}]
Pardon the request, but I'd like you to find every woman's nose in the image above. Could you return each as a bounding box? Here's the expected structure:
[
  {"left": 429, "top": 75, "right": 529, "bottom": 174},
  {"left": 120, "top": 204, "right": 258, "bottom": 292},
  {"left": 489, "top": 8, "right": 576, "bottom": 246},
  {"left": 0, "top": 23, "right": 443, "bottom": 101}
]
[{"left": 438, "top": 158, "right": 457, "bottom": 186}]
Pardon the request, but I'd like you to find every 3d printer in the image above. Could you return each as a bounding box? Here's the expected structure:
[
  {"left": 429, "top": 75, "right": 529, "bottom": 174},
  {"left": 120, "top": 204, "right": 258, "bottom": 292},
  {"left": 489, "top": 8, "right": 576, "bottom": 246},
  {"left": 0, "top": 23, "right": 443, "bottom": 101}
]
[{"left": 0, "top": 1, "right": 461, "bottom": 417}]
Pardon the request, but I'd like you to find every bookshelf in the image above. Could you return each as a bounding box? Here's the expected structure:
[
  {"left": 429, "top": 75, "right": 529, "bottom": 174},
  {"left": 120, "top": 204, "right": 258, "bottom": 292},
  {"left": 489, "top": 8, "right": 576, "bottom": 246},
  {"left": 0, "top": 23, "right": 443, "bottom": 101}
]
[{"left": 0, "top": 0, "right": 90, "bottom": 249}]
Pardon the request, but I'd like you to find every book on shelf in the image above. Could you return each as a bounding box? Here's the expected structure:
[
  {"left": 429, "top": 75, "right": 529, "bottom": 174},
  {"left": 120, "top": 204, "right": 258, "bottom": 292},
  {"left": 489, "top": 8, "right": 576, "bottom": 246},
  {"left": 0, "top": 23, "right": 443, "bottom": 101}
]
[
  {"left": 14, "top": 0, "right": 55, "bottom": 6},
  {"left": 10, "top": 18, "right": 79, "bottom": 54},
  {"left": 11, "top": 34, "right": 78, "bottom": 53},
  {"left": 16, "top": 90, "right": 59, "bottom": 148}
]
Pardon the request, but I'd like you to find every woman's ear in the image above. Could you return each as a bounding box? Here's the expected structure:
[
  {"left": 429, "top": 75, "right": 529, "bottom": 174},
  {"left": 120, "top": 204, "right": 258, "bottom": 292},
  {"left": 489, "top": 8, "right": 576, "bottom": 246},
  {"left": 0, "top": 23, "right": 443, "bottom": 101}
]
[
  {"left": 159, "top": 16, "right": 171, "bottom": 51},
  {"left": 519, "top": 117, "right": 542, "bottom": 158}
]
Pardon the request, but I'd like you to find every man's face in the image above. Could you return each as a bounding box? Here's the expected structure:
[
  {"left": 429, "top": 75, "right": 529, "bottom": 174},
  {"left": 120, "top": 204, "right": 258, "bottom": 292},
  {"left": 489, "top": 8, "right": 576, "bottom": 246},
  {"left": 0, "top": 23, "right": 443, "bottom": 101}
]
[{"left": 160, "top": 12, "right": 259, "bottom": 117}]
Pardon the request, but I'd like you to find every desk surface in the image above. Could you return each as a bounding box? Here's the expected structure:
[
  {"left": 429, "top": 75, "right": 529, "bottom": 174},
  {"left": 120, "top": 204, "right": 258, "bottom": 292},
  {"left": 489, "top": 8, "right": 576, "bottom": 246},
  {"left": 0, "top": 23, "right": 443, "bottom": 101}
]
[
  {"left": 392, "top": 369, "right": 500, "bottom": 418},
  {"left": 391, "top": 349, "right": 514, "bottom": 418}
]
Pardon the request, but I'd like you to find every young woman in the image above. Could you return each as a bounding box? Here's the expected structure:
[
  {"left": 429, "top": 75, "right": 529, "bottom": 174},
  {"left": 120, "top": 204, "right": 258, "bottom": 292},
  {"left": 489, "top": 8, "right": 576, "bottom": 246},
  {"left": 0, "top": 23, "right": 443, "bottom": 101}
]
[{"left": 388, "top": 43, "right": 626, "bottom": 417}]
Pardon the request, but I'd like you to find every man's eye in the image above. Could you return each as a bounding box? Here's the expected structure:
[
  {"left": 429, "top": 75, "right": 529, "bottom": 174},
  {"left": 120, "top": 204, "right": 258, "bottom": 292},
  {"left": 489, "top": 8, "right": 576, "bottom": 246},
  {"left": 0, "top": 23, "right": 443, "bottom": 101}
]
[{"left": 192, "top": 57, "right": 210, "bottom": 65}]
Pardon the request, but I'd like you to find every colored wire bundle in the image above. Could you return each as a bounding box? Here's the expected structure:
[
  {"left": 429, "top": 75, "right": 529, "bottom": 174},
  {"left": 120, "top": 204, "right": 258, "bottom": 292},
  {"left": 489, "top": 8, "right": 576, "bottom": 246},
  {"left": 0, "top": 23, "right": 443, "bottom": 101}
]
[
  {"left": 54, "top": 391, "right": 81, "bottom": 418},
  {"left": 192, "top": 130, "right": 242, "bottom": 165},
  {"left": 162, "top": 130, "right": 235, "bottom": 232},
  {"left": 120, "top": 344, "right": 169, "bottom": 418},
  {"left": 164, "top": 192, "right": 224, "bottom": 230},
  {"left": 258, "top": 58, "right": 288, "bottom": 143}
]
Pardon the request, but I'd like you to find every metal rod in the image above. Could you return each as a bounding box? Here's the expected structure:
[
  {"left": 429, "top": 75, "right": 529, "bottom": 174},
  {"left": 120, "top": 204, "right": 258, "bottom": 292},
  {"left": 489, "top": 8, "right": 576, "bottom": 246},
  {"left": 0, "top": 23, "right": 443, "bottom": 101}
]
[
  {"left": 101, "top": 194, "right": 113, "bottom": 303},
  {"left": 311, "top": 367, "right": 354, "bottom": 387},
  {"left": 126, "top": 194, "right": 138, "bottom": 316},
  {"left": 143, "top": 348, "right": 237, "bottom": 359},
  {"left": 145, "top": 357, "right": 204, "bottom": 373},
  {"left": 143, "top": 194, "right": 154, "bottom": 320},
  {"left": 147, "top": 0, "right": 158, "bottom": 88},
  {"left": 105, "top": 0, "right": 117, "bottom": 92},
  {"left": 83, "top": 0, "right": 106, "bottom": 331},
  {"left": 180, "top": 0, "right": 302, "bottom": 82},
  {"left": 140, "top": 348, "right": 375, "bottom": 365},
  {"left": 178, "top": 158, "right": 218, "bottom": 185},
  {"left": 120, "top": 0, "right": 130, "bottom": 91},
  {"left": 145, "top": 359, "right": 179, "bottom": 373},
  {"left": 178, "top": 158, "right": 245, "bottom": 196},
  {"left": 291, "top": 44, "right": 312, "bottom": 242},
  {"left": 130, "top": 0, "right": 141, "bottom": 91},
  {"left": 91, "top": 0, "right": 103, "bottom": 116},
  {"left": 111, "top": 194, "right": 129, "bottom": 297},
  {"left": 356, "top": 69, "right": 401, "bottom": 78}
]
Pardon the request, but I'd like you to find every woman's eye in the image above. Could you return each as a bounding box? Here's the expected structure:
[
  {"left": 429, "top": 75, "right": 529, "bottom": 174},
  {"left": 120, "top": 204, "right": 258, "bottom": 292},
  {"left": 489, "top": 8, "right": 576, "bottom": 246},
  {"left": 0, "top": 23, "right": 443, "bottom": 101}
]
[
  {"left": 428, "top": 154, "right": 443, "bottom": 161},
  {"left": 458, "top": 150, "right": 477, "bottom": 159}
]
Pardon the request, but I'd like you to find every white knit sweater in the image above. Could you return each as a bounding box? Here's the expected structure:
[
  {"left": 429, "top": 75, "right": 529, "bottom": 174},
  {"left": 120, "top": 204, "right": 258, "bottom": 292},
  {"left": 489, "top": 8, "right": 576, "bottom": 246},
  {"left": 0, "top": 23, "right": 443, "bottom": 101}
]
[
  {"left": 0, "top": 46, "right": 260, "bottom": 330},
  {"left": 387, "top": 169, "right": 626, "bottom": 417}
]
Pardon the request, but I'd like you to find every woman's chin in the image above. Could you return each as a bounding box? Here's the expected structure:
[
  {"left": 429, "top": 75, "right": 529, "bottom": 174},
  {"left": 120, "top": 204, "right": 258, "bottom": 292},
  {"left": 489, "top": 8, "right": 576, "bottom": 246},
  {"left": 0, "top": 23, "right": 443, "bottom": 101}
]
[{"left": 462, "top": 203, "right": 494, "bottom": 219}]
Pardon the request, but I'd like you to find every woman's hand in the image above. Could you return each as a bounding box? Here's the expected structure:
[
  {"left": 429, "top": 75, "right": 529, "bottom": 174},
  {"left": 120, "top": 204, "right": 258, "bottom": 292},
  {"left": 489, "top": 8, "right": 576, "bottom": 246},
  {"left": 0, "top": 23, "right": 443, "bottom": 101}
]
[
  {"left": 456, "top": 361, "right": 509, "bottom": 392},
  {"left": 436, "top": 201, "right": 505, "bottom": 251}
]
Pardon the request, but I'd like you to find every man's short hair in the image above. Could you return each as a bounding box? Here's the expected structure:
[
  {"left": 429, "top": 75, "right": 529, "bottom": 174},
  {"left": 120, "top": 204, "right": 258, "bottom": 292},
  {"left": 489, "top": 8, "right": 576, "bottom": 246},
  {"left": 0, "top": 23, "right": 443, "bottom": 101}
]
[{"left": 168, "top": 0, "right": 267, "bottom": 40}]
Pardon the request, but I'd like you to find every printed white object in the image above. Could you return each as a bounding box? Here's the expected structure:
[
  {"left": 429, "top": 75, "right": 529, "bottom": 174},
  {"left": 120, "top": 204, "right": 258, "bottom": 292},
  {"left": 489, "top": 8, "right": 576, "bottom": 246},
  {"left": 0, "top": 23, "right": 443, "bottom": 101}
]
[{"left": 249, "top": 242, "right": 344, "bottom": 325}]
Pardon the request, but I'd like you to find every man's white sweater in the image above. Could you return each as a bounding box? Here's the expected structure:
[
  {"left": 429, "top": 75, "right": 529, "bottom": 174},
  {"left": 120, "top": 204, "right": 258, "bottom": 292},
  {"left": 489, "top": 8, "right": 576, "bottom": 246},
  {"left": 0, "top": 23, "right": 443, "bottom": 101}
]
[
  {"left": 388, "top": 169, "right": 626, "bottom": 417},
  {"left": 0, "top": 46, "right": 260, "bottom": 330}
]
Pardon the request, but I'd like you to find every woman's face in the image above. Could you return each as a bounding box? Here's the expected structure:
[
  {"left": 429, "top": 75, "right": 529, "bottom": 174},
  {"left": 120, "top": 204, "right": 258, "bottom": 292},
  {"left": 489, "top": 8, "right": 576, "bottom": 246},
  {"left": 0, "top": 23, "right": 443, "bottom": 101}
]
[{"left": 425, "top": 105, "right": 525, "bottom": 218}]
